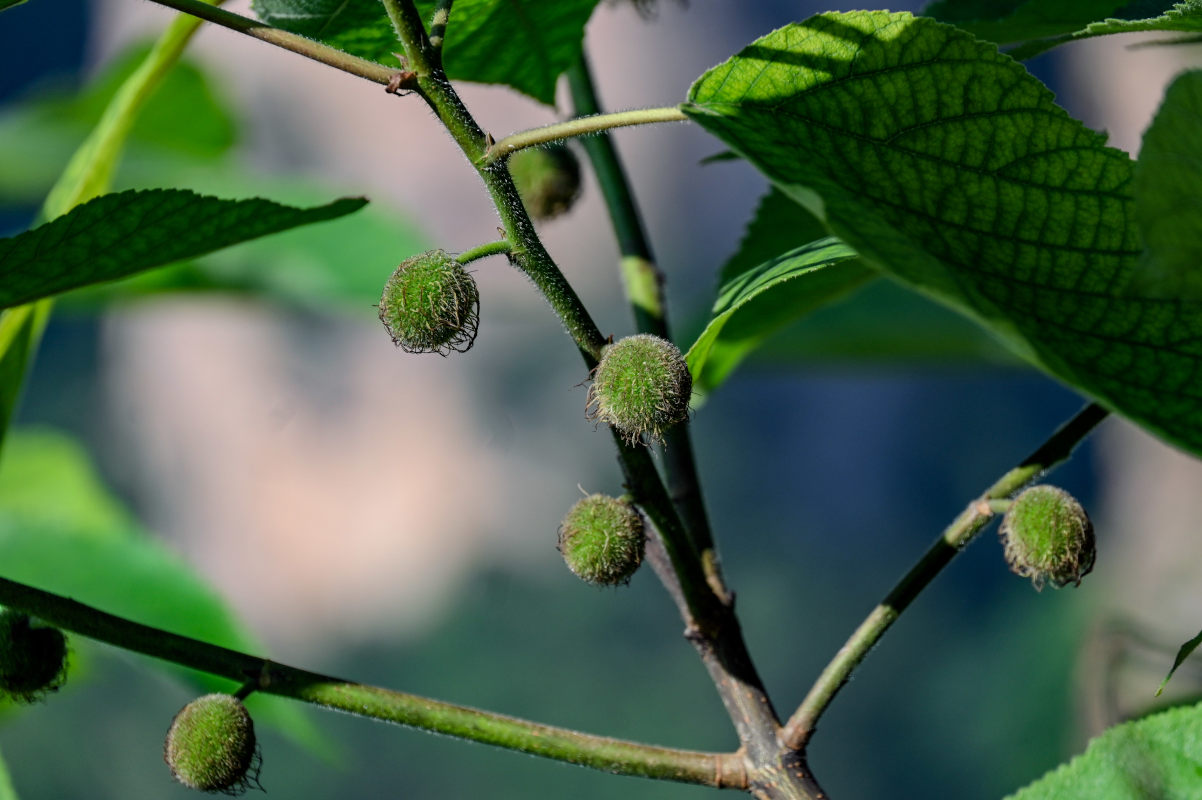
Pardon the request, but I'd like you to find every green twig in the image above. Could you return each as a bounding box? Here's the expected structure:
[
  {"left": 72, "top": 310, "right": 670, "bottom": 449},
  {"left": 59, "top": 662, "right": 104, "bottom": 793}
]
[
  {"left": 145, "top": 0, "right": 414, "bottom": 89},
  {"left": 781, "top": 402, "right": 1110, "bottom": 750},
  {"left": 0, "top": 576, "right": 745, "bottom": 788},
  {"left": 480, "top": 107, "right": 688, "bottom": 167},
  {"left": 429, "top": 0, "right": 453, "bottom": 53},
  {"left": 457, "top": 239, "right": 512, "bottom": 265}
]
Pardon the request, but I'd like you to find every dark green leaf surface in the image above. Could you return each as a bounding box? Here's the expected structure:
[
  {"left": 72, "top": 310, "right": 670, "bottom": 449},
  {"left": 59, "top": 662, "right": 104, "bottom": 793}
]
[
  {"left": 0, "top": 189, "right": 366, "bottom": 310},
  {"left": 63, "top": 172, "right": 428, "bottom": 310},
  {"left": 0, "top": 429, "right": 328, "bottom": 755},
  {"left": 685, "top": 11, "right": 1202, "bottom": 456},
  {"left": 250, "top": 0, "right": 599, "bottom": 104},
  {"left": 686, "top": 189, "right": 873, "bottom": 396},
  {"left": 1132, "top": 71, "right": 1202, "bottom": 298},
  {"left": 1007, "top": 0, "right": 1202, "bottom": 58},
  {"left": 1006, "top": 701, "right": 1202, "bottom": 798},
  {"left": 924, "top": 0, "right": 1129, "bottom": 43}
]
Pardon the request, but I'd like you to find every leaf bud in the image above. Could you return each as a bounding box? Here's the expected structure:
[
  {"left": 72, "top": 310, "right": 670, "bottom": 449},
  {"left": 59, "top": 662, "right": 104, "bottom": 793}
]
[
  {"left": 165, "top": 693, "right": 259, "bottom": 794},
  {"left": 379, "top": 249, "right": 480, "bottom": 355},
  {"left": 587, "top": 334, "right": 692, "bottom": 444},
  {"left": 1000, "top": 485, "right": 1095, "bottom": 590},
  {"left": 0, "top": 609, "right": 67, "bottom": 703},
  {"left": 507, "top": 144, "right": 582, "bottom": 221},
  {"left": 558, "top": 494, "right": 645, "bottom": 586}
]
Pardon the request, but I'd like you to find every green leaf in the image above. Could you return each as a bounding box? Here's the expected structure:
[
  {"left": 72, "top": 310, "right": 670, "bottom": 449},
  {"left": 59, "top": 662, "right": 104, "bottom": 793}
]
[
  {"left": 0, "top": 0, "right": 27, "bottom": 10},
  {"left": 250, "top": 0, "right": 600, "bottom": 104},
  {"left": 1008, "top": 0, "right": 1202, "bottom": 58},
  {"left": 1131, "top": 71, "right": 1202, "bottom": 299},
  {"left": 0, "top": 429, "right": 329, "bottom": 756},
  {"left": 686, "top": 188, "right": 873, "bottom": 396},
  {"left": 924, "top": 0, "right": 1129, "bottom": 43},
  {"left": 684, "top": 11, "right": 1202, "bottom": 458},
  {"left": 1157, "top": 627, "right": 1202, "bottom": 696},
  {"left": 688, "top": 238, "right": 869, "bottom": 399},
  {"left": 750, "top": 279, "right": 1020, "bottom": 365},
  {"left": 0, "top": 42, "right": 236, "bottom": 204},
  {"left": 0, "top": 304, "right": 49, "bottom": 455},
  {"left": 0, "top": 189, "right": 367, "bottom": 310},
  {"left": 1006, "top": 701, "right": 1202, "bottom": 798},
  {"left": 56, "top": 171, "right": 428, "bottom": 310}
]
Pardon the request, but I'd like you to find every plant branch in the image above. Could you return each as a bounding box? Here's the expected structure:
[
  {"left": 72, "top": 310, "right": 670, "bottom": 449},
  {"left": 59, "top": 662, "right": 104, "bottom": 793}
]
[
  {"left": 781, "top": 401, "right": 1110, "bottom": 750},
  {"left": 0, "top": 575, "right": 747, "bottom": 788},
  {"left": 457, "top": 238, "right": 512, "bottom": 265},
  {"left": 567, "top": 54, "right": 789, "bottom": 776},
  {"left": 480, "top": 107, "right": 688, "bottom": 167},
  {"left": 144, "top": 0, "right": 414, "bottom": 90}
]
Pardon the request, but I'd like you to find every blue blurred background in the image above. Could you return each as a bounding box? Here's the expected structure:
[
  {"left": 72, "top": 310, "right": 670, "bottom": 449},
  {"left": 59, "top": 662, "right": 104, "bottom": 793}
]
[{"left": 1, "top": 1, "right": 1200, "bottom": 799}]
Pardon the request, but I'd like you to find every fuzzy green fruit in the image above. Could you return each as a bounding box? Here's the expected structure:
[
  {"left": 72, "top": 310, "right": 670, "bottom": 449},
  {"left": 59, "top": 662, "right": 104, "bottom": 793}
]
[
  {"left": 558, "top": 494, "right": 645, "bottom": 586},
  {"left": 165, "top": 693, "right": 259, "bottom": 794},
  {"left": 1000, "top": 485, "right": 1095, "bottom": 590},
  {"left": 379, "top": 249, "right": 480, "bottom": 355},
  {"left": 507, "top": 145, "right": 582, "bottom": 221},
  {"left": 587, "top": 334, "right": 692, "bottom": 444},
  {"left": 0, "top": 609, "right": 67, "bottom": 703}
]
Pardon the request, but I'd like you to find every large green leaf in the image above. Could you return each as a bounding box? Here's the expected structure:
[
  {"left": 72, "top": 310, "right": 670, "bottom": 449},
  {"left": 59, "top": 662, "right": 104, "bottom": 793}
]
[
  {"left": 0, "top": 429, "right": 327, "bottom": 755},
  {"left": 1006, "top": 701, "right": 1202, "bottom": 798},
  {"left": 687, "top": 192, "right": 875, "bottom": 391},
  {"left": 250, "top": 0, "right": 599, "bottom": 104},
  {"left": 924, "top": 0, "right": 1129, "bottom": 43},
  {"left": 0, "top": 189, "right": 366, "bottom": 310},
  {"left": 684, "top": 11, "right": 1202, "bottom": 457},
  {"left": 1131, "top": 70, "right": 1202, "bottom": 299}
]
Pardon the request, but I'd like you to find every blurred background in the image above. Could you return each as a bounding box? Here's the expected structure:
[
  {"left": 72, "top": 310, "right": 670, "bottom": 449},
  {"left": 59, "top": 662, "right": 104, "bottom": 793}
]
[{"left": 1, "top": 1, "right": 1201, "bottom": 798}]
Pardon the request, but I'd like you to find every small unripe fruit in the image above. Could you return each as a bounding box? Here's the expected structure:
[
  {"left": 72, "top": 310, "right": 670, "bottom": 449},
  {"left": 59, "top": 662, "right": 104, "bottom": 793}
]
[
  {"left": 507, "top": 145, "right": 582, "bottom": 221},
  {"left": 558, "top": 494, "right": 645, "bottom": 586},
  {"left": 0, "top": 610, "right": 67, "bottom": 703},
  {"left": 165, "top": 693, "right": 259, "bottom": 794},
  {"left": 1000, "top": 485, "right": 1095, "bottom": 590},
  {"left": 587, "top": 334, "right": 692, "bottom": 444},
  {"left": 379, "top": 249, "right": 480, "bottom": 355}
]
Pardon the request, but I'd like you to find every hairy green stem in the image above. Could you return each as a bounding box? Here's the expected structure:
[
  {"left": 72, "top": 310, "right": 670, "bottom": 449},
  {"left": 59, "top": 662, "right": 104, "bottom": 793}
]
[
  {"left": 0, "top": 576, "right": 745, "bottom": 788},
  {"left": 383, "top": 1, "right": 605, "bottom": 359},
  {"left": 145, "top": 0, "right": 412, "bottom": 89},
  {"left": 457, "top": 239, "right": 512, "bottom": 265},
  {"left": 481, "top": 107, "right": 688, "bottom": 167},
  {"left": 781, "top": 402, "right": 1110, "bottom": 750}
]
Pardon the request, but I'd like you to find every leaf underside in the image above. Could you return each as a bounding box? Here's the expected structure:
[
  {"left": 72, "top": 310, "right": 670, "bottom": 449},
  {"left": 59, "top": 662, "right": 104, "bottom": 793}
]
[
  {"left": 250, "top": 0, "right": 600, "bottom": 104},
  {"left": 0, "top": 188, "right": 367, "bottom": 310},
  {"left": 684, "top": 11, "right": 1202, "bottom": 457}
]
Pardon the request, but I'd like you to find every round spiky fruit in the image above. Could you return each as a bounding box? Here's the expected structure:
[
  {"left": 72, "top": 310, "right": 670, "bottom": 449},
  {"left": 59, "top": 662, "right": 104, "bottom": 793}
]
[
  {"left": 558, "top": 494, "right": 645, "bottom": 586},
  {"left": 507, "top": 144, "right": 581, "bottom": 221},
  {"left": 379, "top": 249, "right": 480, "bottom": 355},
  {"left": 0, "top": 609, "right": 67, "bottom": 703},
  {"left": 587, "top": 334, "right": 692, "bottom": 444},
  {"left": 165, "top": 693, "right": 259, "bottom": 794},
  {"left": 1000, "top": 485, "right": 1095, "bottom": 590}
]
